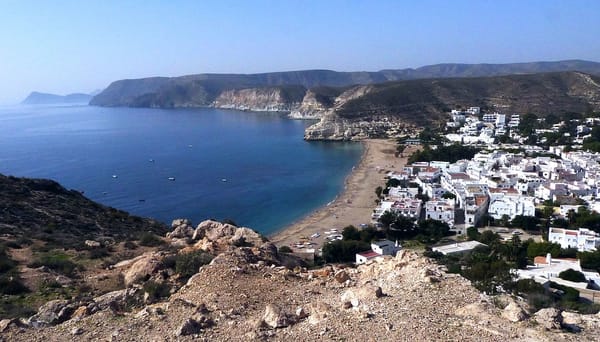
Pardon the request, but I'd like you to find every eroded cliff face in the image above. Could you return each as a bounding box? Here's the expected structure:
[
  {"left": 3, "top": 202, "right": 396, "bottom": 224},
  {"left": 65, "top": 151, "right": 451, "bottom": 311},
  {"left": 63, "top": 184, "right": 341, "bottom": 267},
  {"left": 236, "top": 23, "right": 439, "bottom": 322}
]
[
  {"left": 303, "top": 114, "right": 415, "bottom": 141},
  {"left": 303, "top": 85, "right": 415, "bottom": 140},
  {"left": 212, "top": 88, "right": 301, "bottom": 112},
  {"left": 289, "top": 89, "right": 331, "bottom": 119}
]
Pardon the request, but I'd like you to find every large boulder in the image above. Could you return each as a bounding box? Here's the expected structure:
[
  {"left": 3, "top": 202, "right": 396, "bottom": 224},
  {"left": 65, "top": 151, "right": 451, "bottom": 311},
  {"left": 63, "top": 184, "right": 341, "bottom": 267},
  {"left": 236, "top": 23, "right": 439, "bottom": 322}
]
[
  {"left": 193, "top": 220, "right": 264, "bottom": 247},
  {"left": 122, "top": 252, "right": 163, "bottom": 286},
  {"left": 262, "top": 304, "right": 294, "bottom": 328},
  {"left": 174, "top": 314, "right": 213, "bottom": 336},
  {"left": 27, "top": 300, "right": 74, "bottom": 327},
  {"left": 501, "top": 302, "right": 528, "bottom": 322},
  {"left": 94, "top": 288, "right": 140, "bottom": 311},
  {"left": 341, "top": 285, "right": 383, "bottom": 308},
  {"left": 334, "top": 270, "right": 351, "bottom": 283},
  {"left": 534, "top": 308, "right": 563, "bottom": 330},
  {"left": 167, "top": 219, "right": 194, "bottom": 239}
]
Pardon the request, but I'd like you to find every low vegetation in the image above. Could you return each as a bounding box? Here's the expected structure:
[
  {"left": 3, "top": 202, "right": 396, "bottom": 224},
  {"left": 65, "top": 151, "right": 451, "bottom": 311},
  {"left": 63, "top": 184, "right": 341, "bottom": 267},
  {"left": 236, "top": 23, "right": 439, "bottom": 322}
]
[{"left": 174, "top": 250, "right": 213, "bottom": 279}]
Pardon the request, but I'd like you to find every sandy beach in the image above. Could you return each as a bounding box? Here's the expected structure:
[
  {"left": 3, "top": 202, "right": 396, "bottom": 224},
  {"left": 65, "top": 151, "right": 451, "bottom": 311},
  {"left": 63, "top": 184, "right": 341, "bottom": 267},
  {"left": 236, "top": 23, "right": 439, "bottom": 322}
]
[{"left": 270, "top": 139, "right": 416, "bottom": 249}]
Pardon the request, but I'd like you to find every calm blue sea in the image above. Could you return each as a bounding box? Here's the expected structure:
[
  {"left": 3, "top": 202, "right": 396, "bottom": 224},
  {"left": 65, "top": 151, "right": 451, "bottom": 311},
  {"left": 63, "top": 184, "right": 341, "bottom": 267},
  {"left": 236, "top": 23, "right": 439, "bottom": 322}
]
[{"left": 0, "top": 104, "right": 362, "bottom": 235}]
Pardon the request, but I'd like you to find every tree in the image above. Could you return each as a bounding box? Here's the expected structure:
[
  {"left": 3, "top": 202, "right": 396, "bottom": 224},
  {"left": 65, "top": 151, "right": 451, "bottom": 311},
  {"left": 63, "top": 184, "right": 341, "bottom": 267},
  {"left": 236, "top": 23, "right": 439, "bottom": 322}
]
[
  {"left": 342, "top": 225, "right": 361, "bottom": 241},
  {"left": 322, "top": 240, "right": 370, "bottom": 263},
  {"left": 416, "top": 219, "right": 450, "bottom": 243},
  {"left": 558, "top": 269, "right": 587, "bottom": 283},
  {"left": 375, "top": 186, "right": 383, "bottom": 199},
  {"left": 518, "top": 113, "right": 538, "bottom": 136},
  {"left": 441, "top": 191, "right": 456, "bottom": 200},
  {"left": 527, "top": 242, "right": 561, "bottom": 259},
  {"left": 478, "top": 230, "right": 501, "bottom": 245},
  {"left": 278, "top": 246, "right": 292, "bottom": 254},
  {"left": 578, "top": 250, "right": 600, "bottom": 271},
  {"left": 511, "top": 215, "right": 540, "bottom": 231},
  {"left": 387, "top": 215, "right": 418, "bottom": 240},
  {"left": 466, "top": 227, "right": 480, "bottom": 241},
  {"left": 378, "top": 211, "right": 397, "bottom": 229}
]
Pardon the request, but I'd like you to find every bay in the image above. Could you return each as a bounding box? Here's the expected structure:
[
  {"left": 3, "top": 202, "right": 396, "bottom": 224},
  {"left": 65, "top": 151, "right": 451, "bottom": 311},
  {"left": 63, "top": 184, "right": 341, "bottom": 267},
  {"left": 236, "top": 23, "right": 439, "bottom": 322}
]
[{"left": 0, "top": 104, "right": 363, "bottom": 235}]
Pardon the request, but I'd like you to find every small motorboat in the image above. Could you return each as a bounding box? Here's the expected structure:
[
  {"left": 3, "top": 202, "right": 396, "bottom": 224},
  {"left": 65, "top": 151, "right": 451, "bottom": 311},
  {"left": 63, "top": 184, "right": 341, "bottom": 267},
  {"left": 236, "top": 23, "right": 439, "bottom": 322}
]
[
  {"left": 168, "top": 177, "right": 176, "bottom": 181},
  {"left": 112, "top": 175, "right": 118, "bottom": 179},
  {"left": 221, "top": 178, "right": 227, "bottom": 182}
]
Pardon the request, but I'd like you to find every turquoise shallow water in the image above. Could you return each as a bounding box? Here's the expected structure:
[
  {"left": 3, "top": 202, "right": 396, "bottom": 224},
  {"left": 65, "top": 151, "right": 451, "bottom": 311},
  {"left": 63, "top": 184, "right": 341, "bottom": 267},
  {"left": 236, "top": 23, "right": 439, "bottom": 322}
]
[{"left": 0, "top": 105, "right": 363, "bottom": 235}]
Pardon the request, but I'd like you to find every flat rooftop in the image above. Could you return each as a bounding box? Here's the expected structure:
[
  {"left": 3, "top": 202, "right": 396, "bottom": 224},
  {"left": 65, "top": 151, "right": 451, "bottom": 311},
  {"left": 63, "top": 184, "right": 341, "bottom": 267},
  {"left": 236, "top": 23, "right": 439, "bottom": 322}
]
[{"left": 432, "top": 241, "right": 487, "bottom": 255}]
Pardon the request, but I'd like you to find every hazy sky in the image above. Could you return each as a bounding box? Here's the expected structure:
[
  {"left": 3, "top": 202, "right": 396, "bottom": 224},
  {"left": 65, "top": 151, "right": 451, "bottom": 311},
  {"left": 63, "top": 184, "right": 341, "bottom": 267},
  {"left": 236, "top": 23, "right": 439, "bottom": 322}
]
[{"left": 1, "top": 0, "right": 599, "bottom": 104}]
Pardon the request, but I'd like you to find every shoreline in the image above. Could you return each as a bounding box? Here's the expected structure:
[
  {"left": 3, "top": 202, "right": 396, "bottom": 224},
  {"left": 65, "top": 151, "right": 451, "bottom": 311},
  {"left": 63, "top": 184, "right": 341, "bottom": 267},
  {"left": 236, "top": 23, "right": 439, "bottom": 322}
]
[{"left": 269, "top": 139, "right": 414, "bottom": 249}]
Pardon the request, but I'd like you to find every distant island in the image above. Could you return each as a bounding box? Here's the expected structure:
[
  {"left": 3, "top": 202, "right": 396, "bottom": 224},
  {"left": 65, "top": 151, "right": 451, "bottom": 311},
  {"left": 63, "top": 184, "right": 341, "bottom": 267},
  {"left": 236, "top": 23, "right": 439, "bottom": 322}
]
[{"left": 21, "top": 91, "right": 93, "bottom": 105}]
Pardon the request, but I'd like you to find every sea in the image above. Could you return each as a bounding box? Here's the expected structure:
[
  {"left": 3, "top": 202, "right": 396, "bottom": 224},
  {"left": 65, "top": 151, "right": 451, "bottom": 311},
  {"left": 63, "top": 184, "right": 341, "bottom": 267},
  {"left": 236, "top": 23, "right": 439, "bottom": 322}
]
[{"left": 0, "top": 104, "right": 363, "bottom": 235}]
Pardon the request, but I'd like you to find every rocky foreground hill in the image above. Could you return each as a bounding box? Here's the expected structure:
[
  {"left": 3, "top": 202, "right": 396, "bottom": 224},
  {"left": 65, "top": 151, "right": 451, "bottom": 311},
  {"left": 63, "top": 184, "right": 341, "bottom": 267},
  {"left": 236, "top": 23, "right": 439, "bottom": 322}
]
[
  {"left": 2, "top": 174, "right": 600, "bottom": 341},
  {"left": 2, "top": 217, "right": 600, "bottom": 341},
  {"left": 0, "top": 173, "right": 167, "bottom": 244}
]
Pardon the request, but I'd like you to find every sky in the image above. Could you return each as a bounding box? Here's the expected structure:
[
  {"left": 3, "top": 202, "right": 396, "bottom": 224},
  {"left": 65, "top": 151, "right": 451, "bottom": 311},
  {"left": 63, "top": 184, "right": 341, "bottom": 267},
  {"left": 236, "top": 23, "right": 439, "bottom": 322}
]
[{"left": 1, "top": 0, "right": 599, "bottom": 104}]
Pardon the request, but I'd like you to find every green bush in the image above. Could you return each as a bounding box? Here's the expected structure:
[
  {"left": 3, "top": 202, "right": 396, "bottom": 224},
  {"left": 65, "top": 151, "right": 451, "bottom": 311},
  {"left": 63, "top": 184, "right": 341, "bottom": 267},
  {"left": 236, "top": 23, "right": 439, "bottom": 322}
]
[
  {"left": 143, "top": 280, "right": 171, "bottom": 301},
  {"left": 28, "top": 252, "right": 80, "bottom": 277},
  {"left": 138, "top": 232, "right": 164, "bottom": 247},
  {"left": 515, "top": 278, "right": 545, "bottom": 295},
  {"left": 278, "top": 246, "right": 293, "bottom": 254},
  {"left": 175, "top": 251, "right": 213, "bottom": 278},
  {"left": 88, "top": 247, "right": 111, "bottom": 259},
  {"left": 322, "top": 240, "right": 370, "bottom": 263},
  {"left": 123, "top": 240, "right": 138, "bottom": 250},
  {"left": 0, "top": 274, "right": 29, "bottom": 295},
  {"left": 558, "top": 268, "right": 587, "bottom": 283}
]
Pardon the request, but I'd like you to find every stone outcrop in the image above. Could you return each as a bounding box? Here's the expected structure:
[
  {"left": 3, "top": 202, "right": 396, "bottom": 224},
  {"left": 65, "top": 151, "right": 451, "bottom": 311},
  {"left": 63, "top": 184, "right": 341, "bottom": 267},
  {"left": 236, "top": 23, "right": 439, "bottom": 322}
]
[
  {"left": 166, "top": 219, "right": 194, "bottom": 239},
  {"left": 26, "top": 300, "right": 74, "bottom": 327},
  {"left": 191, "top": 219, "right": 265, "bottom": 249},
  {"left": 534, "top": 308, "right": 563, "bottom": 330},
  {"left": 121, "top": 252, "right": 164, "bottom": 286},
  {"left": 501, "top": 301, "right": 528, "bottom": 322},
  {"left": 262, "top": 304, "right": 295, "bottom": 328}
]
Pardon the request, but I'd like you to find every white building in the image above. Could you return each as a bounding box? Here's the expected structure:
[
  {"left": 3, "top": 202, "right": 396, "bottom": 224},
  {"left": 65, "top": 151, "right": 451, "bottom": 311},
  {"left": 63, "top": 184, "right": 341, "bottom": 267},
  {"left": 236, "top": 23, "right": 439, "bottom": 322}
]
[
  {"left": 432, "top": 241, "right": 486, "bottom": 255},
  {"left": 425, "top": 199, "right": 455, "bottom": 228},
  {"left": 516, "top": 253, "right": 600, "bottom": 290},
  {"left": 487, "top": 194, "right": 535, "bottom": 220},
  {"left": 390, "top": 198, "right": 422, "bottom": 218},
  {"left": 548, "top": 227, "right": 600, "bottom": 252},
  {"left": 356, "top": 240, "right": 401, "bottom": 264}
]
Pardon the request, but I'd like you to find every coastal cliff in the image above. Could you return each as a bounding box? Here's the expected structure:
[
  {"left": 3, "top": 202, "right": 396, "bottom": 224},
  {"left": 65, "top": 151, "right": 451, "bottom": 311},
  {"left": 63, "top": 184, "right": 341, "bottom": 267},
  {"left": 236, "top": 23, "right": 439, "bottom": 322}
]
[
  {"left": 89, "top": 67, "right": 600, "bottom": 141},
  {"left": 212, "top": 86, "right": 304, "bottom": 112}
]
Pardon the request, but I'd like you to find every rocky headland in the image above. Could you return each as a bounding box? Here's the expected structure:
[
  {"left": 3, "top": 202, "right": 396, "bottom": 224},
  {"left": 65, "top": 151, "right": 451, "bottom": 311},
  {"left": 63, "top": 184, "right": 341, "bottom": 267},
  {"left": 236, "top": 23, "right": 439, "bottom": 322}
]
[
  {"left": 21, "top": 92, "right": 93, "bottom": 105},
  {"left": 90, "top": 66, "right": 600, "bottom": 141}
]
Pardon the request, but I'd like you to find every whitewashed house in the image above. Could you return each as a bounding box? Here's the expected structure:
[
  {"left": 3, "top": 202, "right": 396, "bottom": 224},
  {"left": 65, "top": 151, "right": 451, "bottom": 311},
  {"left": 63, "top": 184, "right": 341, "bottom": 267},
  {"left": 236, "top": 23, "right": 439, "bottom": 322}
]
[
  {"left": 487, "top": 194, "right": 535, "bottom": 220},
  {"left": 425, "top": 199, "right": 455, "bottom": 228},
  {"left": 548, "top": 227, "right": 600, "bottom": 252},
  {"left": 356, "top": 240, "right": 401, "bottom": 264}
]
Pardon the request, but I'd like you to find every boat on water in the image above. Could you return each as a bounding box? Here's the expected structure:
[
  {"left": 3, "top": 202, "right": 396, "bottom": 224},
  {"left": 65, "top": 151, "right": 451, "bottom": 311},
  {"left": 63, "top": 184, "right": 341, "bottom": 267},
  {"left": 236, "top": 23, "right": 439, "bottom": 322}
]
[
  {"left": 149, "top": 159, "right": 154, "bottom": 162},
  {"left": 168, "top": 177, "right": 176, "bottom": 181},
  {"left": 112, "top": 175, "right": 118, "bottom": 179},
  {"left": 221, "top": 178, "right": 227, "bottom": 182}
]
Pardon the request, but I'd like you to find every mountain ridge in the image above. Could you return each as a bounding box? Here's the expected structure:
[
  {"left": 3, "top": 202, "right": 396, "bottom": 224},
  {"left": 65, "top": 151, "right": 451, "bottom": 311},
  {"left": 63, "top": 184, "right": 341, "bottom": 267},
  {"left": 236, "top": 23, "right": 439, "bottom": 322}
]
[{"left": 90, "top": 60, "right": 600, "bottom": 107}]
